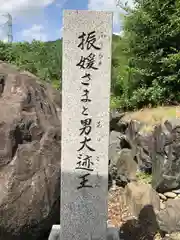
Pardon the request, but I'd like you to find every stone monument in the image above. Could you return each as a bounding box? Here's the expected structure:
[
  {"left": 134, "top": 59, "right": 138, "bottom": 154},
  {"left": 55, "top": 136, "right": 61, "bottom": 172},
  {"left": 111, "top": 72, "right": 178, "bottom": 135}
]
[{"left": 61, "top": 10, "right": 112, "bottom": 240}]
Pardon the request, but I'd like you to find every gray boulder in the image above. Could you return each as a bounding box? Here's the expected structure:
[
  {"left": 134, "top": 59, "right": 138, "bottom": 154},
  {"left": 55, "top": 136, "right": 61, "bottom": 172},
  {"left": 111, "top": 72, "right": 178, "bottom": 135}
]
[
  {"left": 109, "top": 148, "right": 137, "bottom": 186},
  {"left": 157, "top": 199, "right": 180, "bottom": 233},
  {"left": 152, "top": 120, "right": 180, "bottom": 193},
  {"left": 0, "top": 61, "right": 61, "bottom": 240}
]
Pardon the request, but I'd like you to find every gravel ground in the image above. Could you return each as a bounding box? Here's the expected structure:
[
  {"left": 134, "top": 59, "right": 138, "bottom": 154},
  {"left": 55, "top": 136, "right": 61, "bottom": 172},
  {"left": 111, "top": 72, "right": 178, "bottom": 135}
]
[{"left": 108, "top": 186, "right": 180, "bottom": 240}]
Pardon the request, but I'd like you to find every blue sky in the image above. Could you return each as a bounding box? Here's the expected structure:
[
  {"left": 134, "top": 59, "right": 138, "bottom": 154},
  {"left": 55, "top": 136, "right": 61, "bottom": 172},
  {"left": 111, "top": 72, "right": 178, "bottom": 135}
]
[{"left": 0, "top": 0, "right": 134, "bottom": 42}]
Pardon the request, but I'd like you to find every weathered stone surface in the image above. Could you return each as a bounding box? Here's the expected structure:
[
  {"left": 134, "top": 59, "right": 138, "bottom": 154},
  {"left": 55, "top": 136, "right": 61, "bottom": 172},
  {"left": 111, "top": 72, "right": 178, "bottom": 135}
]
[
  {"left": 48, "top": 225, "right": 121, "bottom": 240},
  {"left": 157, "top": 199, "right": 180, "bottom": 233},
  {"left": 109, "top": 131, "right": 122, "bottom": 163},
  {"left": 124, "top": 182, "right": 160, "bottom": 218},
  {"left": 109, "top": 117, "right": 180, "bottom": 193},
  {"left": 0, "top": 61, "right": 61, "bottom": 240},
  {"left": 110, "top": 110, "right": 127, "bottom": 133},
  {"left": 109, "top": 119, "right": 152, "bottom": 173},
  {"left": 121, "top": 120, "right": 153, "bottom": 173},
  {"left": 61, "top": 10, "right": 112, "bottom": 240},
  {"left": 152, "top": 120, "right": 180, "bottom": 193},
  {"left": 109, "top": 148, "right": 137, "bottom": 186},
  {"left": 135, "top": 132, "right": 153, "bottom": 173}
]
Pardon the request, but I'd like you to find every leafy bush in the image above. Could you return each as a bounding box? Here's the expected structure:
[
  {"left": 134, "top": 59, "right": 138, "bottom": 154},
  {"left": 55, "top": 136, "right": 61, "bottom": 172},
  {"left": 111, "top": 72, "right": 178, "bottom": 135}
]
[{"left": 111, "top": 0, "right": 180, "bottom": 110}]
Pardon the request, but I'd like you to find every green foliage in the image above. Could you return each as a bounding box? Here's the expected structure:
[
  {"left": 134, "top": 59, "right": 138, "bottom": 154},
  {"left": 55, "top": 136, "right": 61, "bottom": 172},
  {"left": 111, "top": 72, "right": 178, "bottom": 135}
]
[
  {"left": 136, "top": 171, "right": 152, "bottom": 184},
  {"left": 0, "top": 39, "right": 62, "bottom": 90},
  {"left": 1, "top": 0, "right": 180, "bottom": 111},
  {"left": 111, "top": 0, "right": 180, "bottom": 109}
]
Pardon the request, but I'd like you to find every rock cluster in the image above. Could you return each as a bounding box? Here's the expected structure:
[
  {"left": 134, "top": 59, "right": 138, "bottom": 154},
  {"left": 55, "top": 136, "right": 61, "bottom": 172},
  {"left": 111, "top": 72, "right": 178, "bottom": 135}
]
[
  {"left": 159, "top": 190, "right": 180, "bottom": 209},
  {"left": 108, "top": 111, "right": 180, "bottom": 238},
  {"left": 1, "top": 60, "right": 180, "bottom": 239},
  {"left": 109, "top": 114, "right": 180, "bottom": 194}
]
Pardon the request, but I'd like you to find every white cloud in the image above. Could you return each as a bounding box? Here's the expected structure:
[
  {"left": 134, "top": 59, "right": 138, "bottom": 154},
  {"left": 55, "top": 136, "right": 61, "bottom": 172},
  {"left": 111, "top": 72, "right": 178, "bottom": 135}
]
[
  {"left": 0, "top": 0, "right": 55, "bottom": 17},
  {"left": 21, "top": 24, "right": 47, "bottom": 42},
  {"left": 88, "top": 0, "right": 119, "bottom": 25},
  {"left": 56, "top": 0, "right": 68, "bottom": 8},
  {"left": 88, "top": 0, "right": 134, "bottom": 31},
  {"left": 88, "top": 0, "right": 134, "bottom": 10}
]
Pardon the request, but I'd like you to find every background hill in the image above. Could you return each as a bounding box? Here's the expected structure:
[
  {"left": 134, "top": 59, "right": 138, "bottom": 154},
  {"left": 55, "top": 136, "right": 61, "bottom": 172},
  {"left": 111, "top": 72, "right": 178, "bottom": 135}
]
[
  {"left": 0, "top": 35, "right": 121, "bottom": 89},
  {"left": 0, "top": 34, "right": 125, "bottom": 103},
  {"left": 0, "top": 35, "right": 120, "bottom": 91},
  {"left": 0, "top": 0, "right": 180, "bottom": 112}
]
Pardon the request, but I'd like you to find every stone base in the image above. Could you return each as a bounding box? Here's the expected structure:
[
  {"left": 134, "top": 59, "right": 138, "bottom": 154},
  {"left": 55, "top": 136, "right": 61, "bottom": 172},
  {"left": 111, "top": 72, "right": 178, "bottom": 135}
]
[{"left": 48, "top": 225, "right": 121, "bottom": 240}]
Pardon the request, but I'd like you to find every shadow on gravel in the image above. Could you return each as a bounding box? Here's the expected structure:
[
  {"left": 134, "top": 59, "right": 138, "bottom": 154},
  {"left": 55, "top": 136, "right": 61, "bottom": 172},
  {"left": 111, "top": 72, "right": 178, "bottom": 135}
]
[{"left": 119, "top": 205, "right": 164, "bottom": 240}]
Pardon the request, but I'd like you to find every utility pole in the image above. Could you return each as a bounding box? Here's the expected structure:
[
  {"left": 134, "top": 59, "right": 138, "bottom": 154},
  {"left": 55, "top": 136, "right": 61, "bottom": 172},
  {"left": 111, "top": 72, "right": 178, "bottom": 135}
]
[
  {"left": 7, "top": 13, "right": 13, "bottom": 43},
  {"left": 0, "top": 12, "right": 13, "bottom": 43}
]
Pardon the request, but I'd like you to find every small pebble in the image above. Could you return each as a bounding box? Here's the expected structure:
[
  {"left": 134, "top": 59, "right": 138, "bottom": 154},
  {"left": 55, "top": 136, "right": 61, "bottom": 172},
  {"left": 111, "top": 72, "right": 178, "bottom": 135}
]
[
  {"left": 163, "top": 192, "right": 177, "bottom": 198},
  {"left": 172, "top": 189, "right": 180, "bottom": 194},
  {"left": 159, "top": 193, "right": 167, "bottom": 201},
  {"left": 160, "top": 202, "right": 166, "bottom": 210}
]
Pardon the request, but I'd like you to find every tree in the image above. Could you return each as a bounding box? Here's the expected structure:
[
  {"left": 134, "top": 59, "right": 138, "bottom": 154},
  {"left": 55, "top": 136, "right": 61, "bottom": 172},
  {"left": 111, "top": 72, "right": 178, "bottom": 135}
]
[
  {"left": 123, "top": 0, "right": 180, "bottom": 107},
  {"left": 0, "top": 39, "right": 62, "bottom": 90}
]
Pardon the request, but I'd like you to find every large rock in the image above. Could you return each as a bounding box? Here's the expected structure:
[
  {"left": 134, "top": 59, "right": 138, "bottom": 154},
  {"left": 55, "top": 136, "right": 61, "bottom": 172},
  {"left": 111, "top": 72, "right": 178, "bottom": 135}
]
[
  {"left": 124, "top": 182, "right": 160, "bottom": 218},
  {"left": 109, "top": 116, "right": 180, "bottom": 192},
  {"left": 109, "top": 149, "right": 137, "bottom": 186},
  {"left": 125, "top": 120, "right": 153, "bottom": 173},
  {"left": 109, "top": 131, "right": 121, "bottom": 163},
  {"left": 109, "top": 111, "right": 129, "bottom": 166},
  {"left": 135, "top": 132, "right": 153, "bottom": 173},
  {"left": 109, "top": 119, "right": 154, "bottom": 183},
  {"left": 110, "top": 110, "right": 127, "bottom": 133},
  {"left": 152, "top": 120, "right": 180, "bottom": 193},
  {"left": 121, "top": 182, "right": 160, "bottom": 240},
  {"left": 157, "top": 199, "right": 180, "bottom": 233},
  {"left": 0, "top": 61, "right": 61, "bottom": 240}
]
